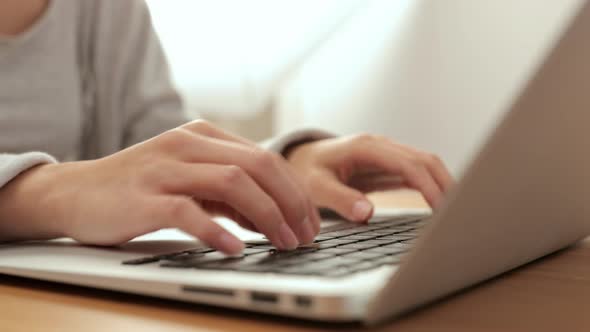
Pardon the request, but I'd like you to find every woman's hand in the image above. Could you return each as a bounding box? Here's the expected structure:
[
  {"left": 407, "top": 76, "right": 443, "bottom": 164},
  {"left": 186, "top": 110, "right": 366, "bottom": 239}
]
[
  {"left": 0, "top": 121, "right": 320, "bottom": 254},
  {"left": 286, "top": 134, "right": 454, "bottom": 222}
]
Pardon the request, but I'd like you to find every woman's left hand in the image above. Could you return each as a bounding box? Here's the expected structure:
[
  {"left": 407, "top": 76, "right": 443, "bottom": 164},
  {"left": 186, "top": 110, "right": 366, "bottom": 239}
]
[{"left": 286, "top": 134, "right": 454, "bottom": 222}]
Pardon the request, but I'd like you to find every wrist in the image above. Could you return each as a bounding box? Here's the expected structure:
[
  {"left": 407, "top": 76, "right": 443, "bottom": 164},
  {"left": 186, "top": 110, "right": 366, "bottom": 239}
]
[
  {"left": 0, "top": 163, "right": 67, "bottom": 241},
  {"left": 284, "top": 141, "right": 309, "bottom": 161}
]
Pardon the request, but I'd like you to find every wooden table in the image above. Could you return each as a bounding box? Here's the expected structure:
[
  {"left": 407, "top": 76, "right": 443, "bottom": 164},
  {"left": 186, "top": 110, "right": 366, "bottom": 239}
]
[{"left": 2, "top": 190, "right": 590, "bottom": 332}]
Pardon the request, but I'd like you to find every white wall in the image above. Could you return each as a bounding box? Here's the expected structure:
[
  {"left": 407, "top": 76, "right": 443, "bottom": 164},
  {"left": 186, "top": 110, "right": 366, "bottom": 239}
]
[
  {"left": 275, "top": 0, "right": 583, "bottom": 176},
  {"left": 148, "top": 0, "right": 365, "bottom": 117}
]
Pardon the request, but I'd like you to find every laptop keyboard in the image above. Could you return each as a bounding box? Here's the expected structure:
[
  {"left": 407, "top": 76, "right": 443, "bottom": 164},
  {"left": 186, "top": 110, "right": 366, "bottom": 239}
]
[{"left": 122, "top": 216, "right": 427, "bottom": 278}]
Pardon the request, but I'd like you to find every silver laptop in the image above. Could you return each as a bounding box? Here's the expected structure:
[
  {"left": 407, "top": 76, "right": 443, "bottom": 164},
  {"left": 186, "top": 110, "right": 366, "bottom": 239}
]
[{"left": 2, "top": 3, "right": 590, "bottom": 326}]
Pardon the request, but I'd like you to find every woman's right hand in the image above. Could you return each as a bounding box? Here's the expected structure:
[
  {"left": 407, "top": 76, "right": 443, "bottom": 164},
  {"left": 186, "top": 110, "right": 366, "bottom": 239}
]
[{"left": 0, "top": 120, "right": 320, "bottom": 254}]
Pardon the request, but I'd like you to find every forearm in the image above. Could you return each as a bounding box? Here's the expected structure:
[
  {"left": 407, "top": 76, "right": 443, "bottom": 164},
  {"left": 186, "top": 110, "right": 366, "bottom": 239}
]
[{"left": 0, "top": 153, "right": 63, "bottom": 242}]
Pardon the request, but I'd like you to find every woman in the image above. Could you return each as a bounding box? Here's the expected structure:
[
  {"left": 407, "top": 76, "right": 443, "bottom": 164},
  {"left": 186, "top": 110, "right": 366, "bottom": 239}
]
[{"left": 0, "top": 0, "right": 452, "bottom": 254}]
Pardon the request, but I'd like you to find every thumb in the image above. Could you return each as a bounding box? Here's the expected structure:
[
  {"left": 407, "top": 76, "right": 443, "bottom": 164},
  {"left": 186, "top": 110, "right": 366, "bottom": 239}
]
[{"left": 312, "top": 174, "right": 374, "bottom": 223}]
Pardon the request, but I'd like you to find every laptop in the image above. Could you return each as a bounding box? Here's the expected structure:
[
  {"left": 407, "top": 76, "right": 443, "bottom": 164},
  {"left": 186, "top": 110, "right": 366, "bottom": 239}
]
[{"left": 1, "top": 2, "right": 590, "bottom": 326}]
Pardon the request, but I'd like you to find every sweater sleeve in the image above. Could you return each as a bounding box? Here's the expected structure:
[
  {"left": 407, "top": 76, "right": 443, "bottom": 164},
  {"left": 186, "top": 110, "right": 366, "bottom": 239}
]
[
  {"left": 262, "top": 128, "right": 336, "bottom": 155},
  {"left": 0, "top": 153, "right": 57, "bottom": 189}
]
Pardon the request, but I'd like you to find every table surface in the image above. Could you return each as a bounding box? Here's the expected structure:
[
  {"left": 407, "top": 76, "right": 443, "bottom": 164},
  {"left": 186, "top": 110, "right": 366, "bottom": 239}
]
[{"left": 2, "top": 190, "right": 590, "bottom": 332}]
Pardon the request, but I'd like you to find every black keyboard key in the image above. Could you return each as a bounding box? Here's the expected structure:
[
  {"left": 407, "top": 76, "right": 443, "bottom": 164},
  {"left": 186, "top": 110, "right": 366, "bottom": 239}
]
[
  {"left": 373, "top": 235, "right": 416, "bottom": 242},
  {"left": 365, "top": 239, "right": 400, "bottom": 245},
  {"left": 382, "top": 243, "right": 411, "bottom": 251},
  {"left": 318, "top": 266, "right": 356, "bottom": 277},
  {"left": 397, "top": 229, "right": 420, "bottom": 235},
  {"left": 318, "top": 248, "right": 357, "bottom": 255},
  {"left": 244, "top": 239, "right": 272, "bottom": 245},
  {"left": 354, "top": 231, "right": 391, "bottom": 237},
  {"left": 159, "top": 261, "right": 194, "bottom": 268},
  {"left": 164, "top": 252, "right": 206, "bottom": 262},
  {"left": 368, "top": 229, "right": 401, "bottom": 235},
  {"left": 235, "top": 248, "right": 318, "bottom": 267},
  {"left": 325, "top": 239, "right": 360, "bottom": 245},
  {"left": 280, "top": 265, "right": 330, "bottom": 275},
  {"left": 273, "top": 247, "right": 319, "bottom": 256},
  {"left": 343, "top": 251, "right": 384, "bottom": 261},
  {"left": 233, "top": 264, "right": 282, "bottom": 273},
  {"left": 389, "top": 241, "right": 413, "bottom": 248},
  {"left": 301, "top": 242, "right": 340, "bottom": 250},
  {"left": 336, "top": 242, "right": 381, "bottom": 250},
  {"left": 272, "top": 256, "right": 315, "bottom": 266},
  {"left": 339, "top": 234, "right": 379, "bottom": 241},
  {"left": 122, "top": 256, "right": 161, "bottom": 265},
  {"left": 373, "top": 255, "right": 403, "bottom": 266},
  {"left": 156, "top": 248, "right": 215, "bottom": 261},
  {"left": 388, "top": 225, "right": 416, "bottom": 232},
  {"left": 413, "top": 218, "right": 429, "bottom": 225},
  {"left": 198, "top": 255, "right": 267, "bottom": 270},
  {"left": 299, "top": 252, "right": 335, "bottom": 261},
  {"left": 249, "top": 245, "right": 278, "bottom": 250},
  {"left": 122, "top": 246, "right": 217, "bottom": 265},
  {"left": 312, "top": 235, "right": 334, "bottom": 242},
  {"left": 350, "top": 261, "right": 379, "bottom": 272},
  {"left": 371, "top": 235, "right": 399, "bottom": 241},
  {"left": 319, "top": 231, "right": 356, "bottom": 238},
  {"left": 181, "top": 247, "right": 217, "bottom": 255},
  {"left": 363, "top": 247, "right": 407, "bottom": 255},
  {"left": 266, "top": 252, "right": 324, "bottom": 265},
  {"left": 161, "top": 252, "right": 239, "bottom": 268},
  {"left": 299, "top": 256, "right": 357, "bottom": 270},
  {"left": 243, "top": 248, "right": 271, "bottom": 255}
]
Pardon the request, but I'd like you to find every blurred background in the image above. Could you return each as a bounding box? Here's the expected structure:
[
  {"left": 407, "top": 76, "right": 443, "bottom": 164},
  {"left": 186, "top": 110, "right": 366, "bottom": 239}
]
[{"left": 146, "top": 0, "right": 582, "bottom": 176}]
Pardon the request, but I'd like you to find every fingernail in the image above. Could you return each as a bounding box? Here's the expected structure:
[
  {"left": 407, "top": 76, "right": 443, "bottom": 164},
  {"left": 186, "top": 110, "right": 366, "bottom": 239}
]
[
  {"left": 301, "top": 217, "right": 316, "bottom": 244},
  {"left": 352, "top": 200, "right": 373, "bottom": 221},
  {"left": 278, "top": 223, "right": 299, "bottom": 250},
  {"left": 219, "top": 233, "right": 244, "bottom": 255}
]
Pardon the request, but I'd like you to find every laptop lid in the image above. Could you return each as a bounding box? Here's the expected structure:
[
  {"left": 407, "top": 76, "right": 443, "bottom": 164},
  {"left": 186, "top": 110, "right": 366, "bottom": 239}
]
[{"left": 367, "top": 0, "right": 590, "bottom": 324}]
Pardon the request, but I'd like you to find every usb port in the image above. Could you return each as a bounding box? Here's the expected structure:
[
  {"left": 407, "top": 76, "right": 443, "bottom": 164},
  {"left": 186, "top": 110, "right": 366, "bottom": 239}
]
[
  {"left": 251, "top": 291, "right": 278, "bottom": 304},
  {"left": 294, "top": 295, "right": 313, "bottom": 308}
]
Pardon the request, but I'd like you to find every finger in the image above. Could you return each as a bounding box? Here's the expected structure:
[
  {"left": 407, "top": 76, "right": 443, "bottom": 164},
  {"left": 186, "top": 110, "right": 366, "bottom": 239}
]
[
  {"left": 385, "top": 154, "right": 443, "bottom": 208},
  {"left": 309, "top": 170, "right": 374, "bottom": 223},
  {"left": 175, "top": 122, "right": 305, "bottom": 237},
  {"left": 199, "top": 200, "right": 259, "bottom": 232},
  {"left": 348, "top": 173, "right": 407, "bottom": 192},
  {"left": 395, "top": 145, "right": 454, "bottom": 192},
  {"left": 162, "top": 196, "right": 244, "bottom": 255},
  {"left": 181, "top": 120, "right": 256, "bottom": 147},
  {"left": 344, "top": 142, "right": 444, "bottom": 208},
  {"left": 165, "top": 163, "right": 299, "bottom": 250},
  {"left": 182, "top": 120, "right": 318, "bottom": 240},
  {"left": 174, "top": 133, "right": 311, "bottom": 245},
  {"left": 282, "top": 163, "right": 321, "bottom": 241},
  {"left": 307, "top": 197, "right": 322, "bottom": 235}
]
